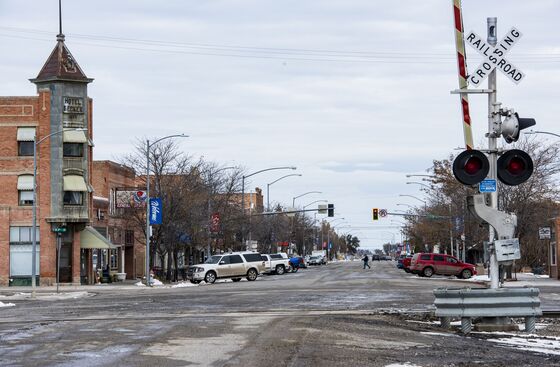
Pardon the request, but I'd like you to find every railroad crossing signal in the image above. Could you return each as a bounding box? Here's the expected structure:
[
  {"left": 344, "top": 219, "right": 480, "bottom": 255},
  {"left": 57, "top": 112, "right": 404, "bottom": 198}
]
[{"left": 466, "top": 27, "right": 525, "bottom": 87}]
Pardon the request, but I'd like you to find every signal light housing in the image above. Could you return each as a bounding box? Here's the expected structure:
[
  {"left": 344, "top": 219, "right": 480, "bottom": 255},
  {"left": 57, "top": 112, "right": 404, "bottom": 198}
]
[
  {"left": 501, "top": 113, "right": 536, "bottom": 143},
  {"left": 327, "top": 204, "right": 334, "bottom": 217},
  {"left": 372, "top": 208, "right": 379, "bottom": 221},
  {"left": 452, "top": 150, "right": 490, "bottom": 185},
  {"left": 497, "top": 149, "right": 533, "bottom": 186}
]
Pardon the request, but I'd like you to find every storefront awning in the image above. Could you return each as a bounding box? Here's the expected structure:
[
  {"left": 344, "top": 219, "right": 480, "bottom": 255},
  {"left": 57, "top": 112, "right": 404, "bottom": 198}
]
[
  {"left": 63, "top": 130, "right": 87, "bottom": 143},
  {"left": 80, "top": 226, "right": 118, "bottom": 249},
  {"left": 17, "top": 127, "right": 36, "bottom": 142},
  {"left": 17, "top": 175, "right": 33, "bottom": 190},
  {"left": 63, "top": 175, "right": 88, "bottom": 191}
]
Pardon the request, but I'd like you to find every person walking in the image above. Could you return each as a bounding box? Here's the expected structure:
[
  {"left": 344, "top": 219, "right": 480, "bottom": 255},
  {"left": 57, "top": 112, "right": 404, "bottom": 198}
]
[{"left": 362, "top": 254, "right": 371, "bottom": 269}]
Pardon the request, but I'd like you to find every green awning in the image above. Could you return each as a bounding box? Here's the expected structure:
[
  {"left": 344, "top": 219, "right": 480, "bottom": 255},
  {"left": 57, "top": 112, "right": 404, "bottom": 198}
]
[
  {"left": 63, "top": 175, "right": 88, "bottom": 191},
  {"left": 80, "top": 226, "right": 118, "bottom": 249}
]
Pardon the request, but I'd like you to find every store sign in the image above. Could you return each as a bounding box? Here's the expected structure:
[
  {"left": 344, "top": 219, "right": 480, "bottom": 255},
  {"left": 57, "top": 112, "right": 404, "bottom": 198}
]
[{"left": 63, "top": 97, "right": 84, "bottom": 114}]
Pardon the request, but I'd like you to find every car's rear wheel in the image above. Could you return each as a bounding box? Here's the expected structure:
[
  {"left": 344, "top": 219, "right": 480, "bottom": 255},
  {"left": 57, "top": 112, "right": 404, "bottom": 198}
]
[
  {"left": 204, "top": 271, "right": 216, "bottom": 284},
  {"left": 422, "top": 267, "right": 434, "bottom": 278},
  {"left": 246, "top": 268, "right": 258, "bottom": 281},
  {"left": 461, "top": 269, "right": 473, "bottom": 279},
  {"left": 275, "top": 265, "right": 285, "bottom": 275},
  {"left": 232, "top": 278, "right": 242, "bottom": 282},
  {"left": 404, "top": 268, "right": 411, "bottom": 273}
]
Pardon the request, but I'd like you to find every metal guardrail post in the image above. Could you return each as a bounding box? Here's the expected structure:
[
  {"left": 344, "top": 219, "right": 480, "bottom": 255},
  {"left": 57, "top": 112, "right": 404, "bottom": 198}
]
[
  {"left": 525, "top": 316, "right": 536, "bottom": 333},
  {"left": 440, "top": 317, "right": 451, "bottom": 329},
  {"left": 461, "top": 317, "right": 472, "bottom": 334}
]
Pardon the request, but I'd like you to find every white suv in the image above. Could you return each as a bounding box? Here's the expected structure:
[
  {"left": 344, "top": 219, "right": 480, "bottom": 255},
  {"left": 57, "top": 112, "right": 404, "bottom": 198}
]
[{"left": 187, "top": 252, "right": 265, "bottom": 284}]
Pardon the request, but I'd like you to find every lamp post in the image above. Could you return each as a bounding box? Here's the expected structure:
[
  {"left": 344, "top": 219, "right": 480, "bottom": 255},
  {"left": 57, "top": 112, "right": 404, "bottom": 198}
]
[
  {"left": 301, "top": 200, "right": 328, "bottom": 255},
  {"left": 145, "top": 134, "right": 188, "bottom": 286},
  {"left": 206, "top": 166, "right": 236, "bottom": 258},
  {"left": 292, "top": 191, "right": 321, "bottom": 209},
  {"left": 396, "top": 203, "right": 414, "bottom": 209},
  {"left": 406, "top": 181, "right": 431, "bottom": 190},
  {"left": 399, "top": 194, "right": 427, "bottom": 210},
  {"left": 31, "top": 127, "right": 87, "bottom": 297},
  {"left": 266, "top": 173, "right": 302, "bottom": 211},
  {"left": 329, "top": 223, "right": 351, "bottom": 260},
  {"left": 322, "top": 217, "right": 345, "bottom": 260},
  {"left": 241, "top": 166, "right": 296, "bottom": 246},
  {"left": 524, "top": 130, "right": 560, "bottom": 138}
]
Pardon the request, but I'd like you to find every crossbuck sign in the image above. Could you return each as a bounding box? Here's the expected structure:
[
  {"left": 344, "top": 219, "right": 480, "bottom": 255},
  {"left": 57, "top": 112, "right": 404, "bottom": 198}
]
[{"left": 466, "top": 27, "right": 525, "bottom": 87}]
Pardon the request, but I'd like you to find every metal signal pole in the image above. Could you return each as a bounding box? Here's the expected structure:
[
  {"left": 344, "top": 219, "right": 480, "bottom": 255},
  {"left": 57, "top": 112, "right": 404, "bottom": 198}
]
[{"left": 487, "top": 17, "right": 500, "bottom": 290}]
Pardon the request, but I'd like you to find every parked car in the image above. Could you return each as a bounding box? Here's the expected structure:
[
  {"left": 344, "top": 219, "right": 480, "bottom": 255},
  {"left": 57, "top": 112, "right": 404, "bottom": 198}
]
[
  {"left": 384, "top": 256, "right": 393, "bottom": 261},
  {"left": 409, "top": 253, "right": 476, "bottom": 279},
  {"left": 371, "top": 254, "right": 381, "bottom": 261},
  {"left": 186, "top": 252, "right": 265, "bottom": 284},
  {"left": 308, "top": 256, "right": 325, "bottom": 265},
  {"left": 261, "top": 253, "right": 290, "bottom": 275},
  {"left": 402, "top": 256, "right": 413, "bottom": 273}
]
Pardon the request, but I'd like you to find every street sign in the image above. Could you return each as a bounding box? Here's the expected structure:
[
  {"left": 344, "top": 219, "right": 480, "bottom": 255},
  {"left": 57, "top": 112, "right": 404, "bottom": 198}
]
[
  {"left": 479, "top": 179, "right": 497, "bottom": 193},
  {"left": 466, "top": 27, "right": 525, "bottom": 87},
  {"left": 53, "top": 226, "right": 66, "bottom": 233},
  {"left": 318, "top": 204, "right": 327, "bottom": 214},
  {"left": 149, "top": 198, "right": 162, "bottom": 225},
  {"left": 379, "top": 209, "right": 388, "bottom": 218},
  {"left": 539, "top": 227, "right": 551, "bottom": 240}
]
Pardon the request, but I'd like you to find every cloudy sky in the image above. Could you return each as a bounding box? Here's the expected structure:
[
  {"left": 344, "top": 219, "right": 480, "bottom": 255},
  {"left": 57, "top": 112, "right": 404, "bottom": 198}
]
[{"left": 0, "top": 0, "right": 558, "bottom": 248}]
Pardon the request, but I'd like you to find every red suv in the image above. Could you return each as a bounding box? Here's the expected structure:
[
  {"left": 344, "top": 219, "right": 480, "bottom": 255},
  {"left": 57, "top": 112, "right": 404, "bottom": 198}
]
[{"left": 410, "top": 253, "right": 476, "bottom": 279}]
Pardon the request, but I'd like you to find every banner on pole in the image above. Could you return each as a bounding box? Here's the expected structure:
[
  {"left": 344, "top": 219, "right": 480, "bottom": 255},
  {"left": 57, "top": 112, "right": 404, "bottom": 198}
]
[{"left": 149, "top": 198, "right": 162, "bottom": 225}]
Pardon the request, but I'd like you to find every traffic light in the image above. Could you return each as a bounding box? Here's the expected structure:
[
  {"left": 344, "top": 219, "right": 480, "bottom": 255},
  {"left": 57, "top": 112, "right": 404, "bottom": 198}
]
[
  {"left": 497, "top": 149, "right": 533, "bottom": 186},
  {"left": 452, "top": 150, "right": 490, "bottom": 185},
  {"left": 327, "top": 204, "right": 334, "bottom": 217},
  {"left": 372, "top": 208, "right": 379, "bottom": 221},
  {"left": 501, "top": 113, "right": 536, "bottom": 143}
]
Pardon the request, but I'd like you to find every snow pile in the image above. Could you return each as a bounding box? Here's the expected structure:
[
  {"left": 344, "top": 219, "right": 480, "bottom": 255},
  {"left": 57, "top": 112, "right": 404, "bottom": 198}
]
[
  {"left": 151, "top": 278, "right": 163, "bottom": 286},
  {"left": 385, "top": 363, "right": 423, "bottom": 367},
  {"left": 0, "top": 301, "right": 15, "bottom": 308},
  {"left": 135, "top": 281, "right": 146, "bottom": 287},
  {"left": 171, "top": 282, "right": 198, "bottom": 288},
  {"left": 487, "top": 335, "right": 560, "bottom": 356},
  {"left": 463, "top": 274, "right": 490, "bottom": 282}
]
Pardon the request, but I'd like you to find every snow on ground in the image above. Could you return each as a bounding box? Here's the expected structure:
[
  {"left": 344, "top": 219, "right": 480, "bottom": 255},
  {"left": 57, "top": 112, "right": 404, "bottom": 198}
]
[
  {"left": 135, "top": 282, "right": 146, "bottom": 287},
  {"left": 0, "top": 291, "right": 90, "bottom": 301},
  {"left": 385, "top": 363, "right": 423, "bottom": 367},
  {"left": 0, "top": 301, "right": 15, "bottom": 307},
  {"left": 171, "top": 282, "right": 199, "bottom": 288},
  {"left": 486, "top": 335, "right": 560, "bottom": 356}
]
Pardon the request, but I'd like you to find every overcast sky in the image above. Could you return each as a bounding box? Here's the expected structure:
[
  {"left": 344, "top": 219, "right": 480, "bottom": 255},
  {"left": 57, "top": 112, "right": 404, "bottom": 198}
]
[{"left": 0, "top": 0, "right": 558, "bottom": 249}]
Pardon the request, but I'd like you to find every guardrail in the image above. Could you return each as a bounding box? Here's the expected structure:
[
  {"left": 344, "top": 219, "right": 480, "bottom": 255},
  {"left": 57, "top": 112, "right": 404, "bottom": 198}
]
[{"left": 434, "top": 287, "right": 542, "bottom": 334}]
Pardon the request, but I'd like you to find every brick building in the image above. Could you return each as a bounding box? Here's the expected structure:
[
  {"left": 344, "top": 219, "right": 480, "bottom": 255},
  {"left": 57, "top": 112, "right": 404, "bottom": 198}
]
[
  {"left": 0, "top": 31, "right": 115, "bottom": 286},
  {"left": 91, "top": 160, "right": 144, "bottom": 282},
  {"left": 548, "top": 217, "right": 560, "bottom": 279}
]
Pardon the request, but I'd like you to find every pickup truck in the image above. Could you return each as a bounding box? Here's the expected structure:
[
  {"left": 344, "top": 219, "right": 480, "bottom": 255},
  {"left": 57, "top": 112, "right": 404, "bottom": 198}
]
[{"left": 261, "top": 253, "right": 290, "bottom": 275}]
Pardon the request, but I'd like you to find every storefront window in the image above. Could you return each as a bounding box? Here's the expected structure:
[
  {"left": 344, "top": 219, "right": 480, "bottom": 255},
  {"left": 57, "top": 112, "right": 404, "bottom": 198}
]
[{"left": 552, "top": 242, "right": 557, "bottom": 266}]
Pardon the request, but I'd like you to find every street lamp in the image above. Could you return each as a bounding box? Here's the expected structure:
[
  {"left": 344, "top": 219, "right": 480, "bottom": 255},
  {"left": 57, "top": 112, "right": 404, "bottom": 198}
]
[
  {"left": 396, "top": 203, "right": 413, "bottom": 209},
  {"left": 406, "top": 181, "right": 431, "bottom": 190},
  {"left": 31, "top": 127, "right": 87, "bottom": 296},
  {"left": 406, "top": 174, "right": 435, "bottom": 178},
  {"left": 145, "top": 134, "right": 188, "bottom": 286},
  {"left": 524, "top": 130, "right": 560, "bottom": 138},
  {"left": 266, "top": 173, "right": 302, "bottom": 211},
  {"left": 241, "top": 166, "right": 296, "bottom": 245},
  {"left": 399, "top": 194, "right": 427, "bottom": 210},
  {"left": 292, "top": 191, "right": 322, "bottom": 208}
]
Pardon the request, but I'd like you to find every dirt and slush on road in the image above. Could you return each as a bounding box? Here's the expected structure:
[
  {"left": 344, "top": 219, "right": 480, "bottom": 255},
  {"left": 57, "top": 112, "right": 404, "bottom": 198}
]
[{"left": 2, "top": 261, "right": 560, "bottom": 366}]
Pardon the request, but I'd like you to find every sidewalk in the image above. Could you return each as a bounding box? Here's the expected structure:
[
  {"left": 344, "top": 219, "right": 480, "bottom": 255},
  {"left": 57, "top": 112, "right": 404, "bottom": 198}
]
[{"left": 461, "top": 273, "right": 560, "bottom": 288}]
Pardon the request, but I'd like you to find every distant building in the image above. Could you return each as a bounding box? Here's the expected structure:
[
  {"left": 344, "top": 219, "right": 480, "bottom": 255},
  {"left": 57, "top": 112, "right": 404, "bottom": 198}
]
[
  {"left": 548, "top": 218, "right": 559, "bottom": 279},
  {"left": 229, "top": 187, "right": 264, "bottom": 213}
]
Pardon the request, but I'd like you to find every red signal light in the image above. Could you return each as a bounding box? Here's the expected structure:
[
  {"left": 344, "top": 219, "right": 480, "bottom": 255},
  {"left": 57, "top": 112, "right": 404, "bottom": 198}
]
[
  {"left": 497, "top": 149, "right": 533, "bottom": 186},
  {"left": 464, "top": 157, "right": 483, "bottom": 175},
  {"left": 452, "top": 150, "right": 490, "bottom": 185}
]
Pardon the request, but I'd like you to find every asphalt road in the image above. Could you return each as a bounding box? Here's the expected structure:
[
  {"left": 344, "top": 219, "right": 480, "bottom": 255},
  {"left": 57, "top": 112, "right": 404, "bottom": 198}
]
[{"left": 1, "top": 261, "right": 560, "bottom": 366}]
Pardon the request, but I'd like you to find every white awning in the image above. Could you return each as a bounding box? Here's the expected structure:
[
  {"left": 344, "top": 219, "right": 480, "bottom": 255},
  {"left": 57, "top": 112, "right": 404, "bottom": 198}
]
[
  {"left": 80, "top": 226, "right": 118, "bottom": 249},
  {"left": 17, "top": 127, "right": 36, "bottom": 142},
  {"left": 63, "top": 175, "right": 88, "bottom": 191},
  {"left": 17, "top": 175, "right": 33, "bottom": 190},
  {"left": 63, "top": 130, "right": 87, "bottom": 143}
]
